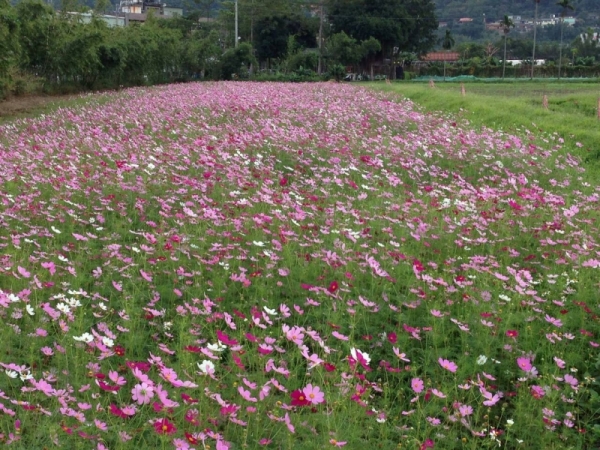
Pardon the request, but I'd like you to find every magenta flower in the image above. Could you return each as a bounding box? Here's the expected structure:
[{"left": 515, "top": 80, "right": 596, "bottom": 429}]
[
  {"left": 131, "top": 382, "right": 154, "bottom": 405},
  {"left": 438, "top": 358, "right": 458, "bottom": 373},
  {"left": 531, "top": 385, "right": 546, "bottom": 399},
  {"left": 302, "top": 384, "right": 325, "bottom": 405},
  {"left": 411, "top": 378, "right": 424, "bottom": 394},
  {"left": 516, "top": 357, "right": 533, "bottom": 372}
]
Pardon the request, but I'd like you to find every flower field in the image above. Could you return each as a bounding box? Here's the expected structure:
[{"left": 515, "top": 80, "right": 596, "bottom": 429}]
[{"left": 1, "top": 82, "right": 599, "bottom": 449}]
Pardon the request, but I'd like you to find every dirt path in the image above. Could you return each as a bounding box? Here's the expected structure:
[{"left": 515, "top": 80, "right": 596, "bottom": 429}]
[{"left": 0, "top": 94, "right": 78, "bottom": 121}]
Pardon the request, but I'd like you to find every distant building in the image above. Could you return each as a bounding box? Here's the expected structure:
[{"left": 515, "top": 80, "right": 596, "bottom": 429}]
[
  {"left": 119, "top": 0, "right": 182, "bottom": 20},
  {"left": 67, "top": 11, "right": 126, "bottom": 27},
  {"left": 421, "top": 52, "right": 460, "bottom": 62},
  {"left": 505, "top": 59, "right": 546, "bottom": 66},
  {"left": 458, "top": 18, "right": 473, "bottom": 23}
]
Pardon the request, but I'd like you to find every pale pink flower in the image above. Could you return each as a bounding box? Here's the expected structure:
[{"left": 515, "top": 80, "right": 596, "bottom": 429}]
[
  {"left": 302, "top": 384, "right": 325, "bottom": 405},
  {"left": 438, "top": 358, "right": 458, "bottom": 373},
  {"left": 132, "top": 382, "right": 154, "bottom": 405}
]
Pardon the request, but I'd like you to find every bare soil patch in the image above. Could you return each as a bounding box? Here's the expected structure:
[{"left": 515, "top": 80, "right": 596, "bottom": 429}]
[{"left": 0, "top": 94, "right": 78, "bottom": 121}]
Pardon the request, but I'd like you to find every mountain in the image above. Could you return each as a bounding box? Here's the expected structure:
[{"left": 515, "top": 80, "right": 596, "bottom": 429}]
[{"left": 435, "top": 0, "right": 600, "bottom": 23}]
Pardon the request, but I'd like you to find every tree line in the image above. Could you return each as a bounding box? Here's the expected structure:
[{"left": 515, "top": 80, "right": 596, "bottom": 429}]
[{"left": 0, "top": 0, "right": 438, "bottom": 98}]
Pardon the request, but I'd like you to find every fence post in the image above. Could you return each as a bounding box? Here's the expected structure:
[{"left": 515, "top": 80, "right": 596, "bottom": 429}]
[
  {"left": 461, "top": 83, "right": 466, "bottom": 97},
  {"left": 429, "top": 79, "right": 435, "bottom": 88},
  {"left": 543, "top": 94, "right": 548, "bottom": 110}
]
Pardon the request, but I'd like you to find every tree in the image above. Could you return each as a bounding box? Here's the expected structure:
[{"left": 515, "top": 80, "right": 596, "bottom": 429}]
[
  {"left": 500, "top": 15, "right": 514, "bottom": 79},
  {"left": 531, "top": 0, "right": 541, "bottom": 79},
  {"left": 361, "top": 36, "right": 381, "bottom": 80},
  {"left": 253, "top": 14, "right": 316, "bottom": 66},
  {"left": 327, "top": 0, "right": 438, "bottom": 76},
  {"left": 556, "top": 0, "right": 574, "bottom": 79},
  {"left": 0, "top": 0, "right": 20, "bottom": 85},
  {"left": 440, "top": 29, "right": 454, "bottom": 80},
  {"left": 194, "top": 0, "right": 220, "bottom": 20},
  {"left": 220, "top": 42, "right": 256, "bottom": 79},
  {"left": 571, "top": 28, "right": 600, "bottom": 60}
]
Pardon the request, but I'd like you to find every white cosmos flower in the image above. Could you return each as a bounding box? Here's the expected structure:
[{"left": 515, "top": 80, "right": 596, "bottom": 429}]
[
  {"left": 56, "top": 303, "right": 71, "bottom": 314},
  {"left": 263, "top": 306, "right": 277, "bottom": 316},
  {"left": 26, "top": 305, "right": 35, "bottom": 316},
  {"left": 252, "top": 241, "right": 265, "bottom": 247},
  {"left": 197, "top": 360, "right": 215, "bottom": 374},
  {"left": 207, "top": 342, "right": 226, "bottom": 352},
  {"left": 5, "top": 370, "right": 18, "bottom": 379},
  {"left": 19, "top": 370, "right": 33, "bottom": 382},
  {"left": 51, "top": 226, "right": 61, "bottom": 234},
  {"left": 73, "top": 333, "right": 94, "bottom": 343},
  {"left": 477, "top": 355, "right": 488, "bottom": 365},
  {"left": 102, "top": 337, "right": 114, "bottom": 348}
]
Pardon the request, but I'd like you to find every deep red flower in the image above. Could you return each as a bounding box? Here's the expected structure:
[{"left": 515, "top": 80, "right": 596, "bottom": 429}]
[
  {"left": 290, "top": 389, "right": 310, "bottom": 406},
  {"left": 153, "top": 418, "right": 177, "bottom": 435},
  {"left": 185, "top": 432, "right": 198, "bottom": 444},
  {"left": 109, "top": 404, "right": 128, "bottom": 419},
  {"left": 184, "top": 345, "right": 202, "bottom": 353},
  {"left": 217, "top": 330, "right": 238, "bottom": 346},
  {"left": 506, "top": 330, "right": 519, "bottom": 339},
  {"left": 114, "top": 345, "right": 125, "bottom": 357},
  {"left": 181, "top": 393, "right": 198, "bottom": 404},
  {"left": 126, "top": 361, "right": 151, "bottom": 372},
  {"left": 323, "top": 363, "right": 336, "bottom": 372},
  {"left": 327, "top": 281, "right": 339, "bottom": 293},
  {"left": 279, "top": 177, "right": 288, "bottom": 186}
]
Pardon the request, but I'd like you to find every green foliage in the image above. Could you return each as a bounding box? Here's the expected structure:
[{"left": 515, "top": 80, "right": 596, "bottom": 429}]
[
  {"left": 327, "top": 0, "right": 438, "bottom": 56},
  {"left": 571, "top": 28, "right": 600, "bottom": 60},
  {"left": 0, "top": 0, "right": 20, "bottom": 81},
  {"left": 254, "top": 14, "right": 317, "bottom": 63},
  {"left": 220, "top": 42, "right": 256, "bottom": 80},
  {"left": 441, "top": 29, "right": 455, "bottom": 50},
  {"left": 328, "top": 63, "right": 346, "bottom": 82},
  {"left": 286, "top": 51, "right": 318, "bottom": 73}
]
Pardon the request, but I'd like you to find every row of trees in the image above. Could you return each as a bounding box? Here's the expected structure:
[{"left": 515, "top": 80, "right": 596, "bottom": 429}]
[{"left": 0, "top": 0, "right": 439, "bottom": 97}]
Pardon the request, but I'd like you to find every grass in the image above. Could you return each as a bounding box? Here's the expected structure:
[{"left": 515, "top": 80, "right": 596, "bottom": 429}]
[
  {"left": 370, "top": 81, "right": 600, "bottom": 172},
  {"left": 1, "top": 81, "right": 600, "bottom": 449}
]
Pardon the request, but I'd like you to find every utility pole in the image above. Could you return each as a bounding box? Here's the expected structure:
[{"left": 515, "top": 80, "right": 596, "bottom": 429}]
[
  {"left": 317, "top": 0, "right": 324, "bottom": 74},
  {"left": 235, "top": 0, "right": 239, "bottom": 48}
]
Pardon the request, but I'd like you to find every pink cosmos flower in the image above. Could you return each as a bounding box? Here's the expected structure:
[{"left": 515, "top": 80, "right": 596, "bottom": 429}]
[
  {"left": 411, "top": 378, "right": 424, "bottom": 394},
  {"left": 531, "top": 385, "right": 546, "bottom": 399},
  {"left": 131, "top": 383, "right": 154, "bottom": 405},
  {"left": 554, "top": 357, "right": 566, "bottom": 368},
  {"left": 438, "top": 358, "right": 458, "bottom": 373},
  {"left": 302, "top": 384, "right": 325, "bottom": 405},
  {"left": 564, "top": 374, "right": 578, "bottom": 389},
  {"left": 459, "top": 404, "right": 473, "bottom": 417},
  {"left": 517, "top": 357, "right": 533, "bottom": 372}
]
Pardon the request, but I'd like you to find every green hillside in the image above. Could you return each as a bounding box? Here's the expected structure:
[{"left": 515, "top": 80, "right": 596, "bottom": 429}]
[{"left": 435, "top": 0, "right": 600, "bottom": 23}]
